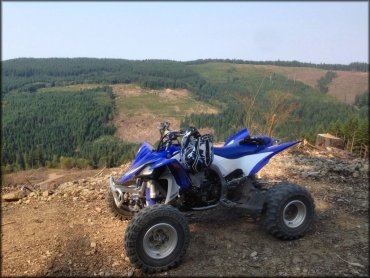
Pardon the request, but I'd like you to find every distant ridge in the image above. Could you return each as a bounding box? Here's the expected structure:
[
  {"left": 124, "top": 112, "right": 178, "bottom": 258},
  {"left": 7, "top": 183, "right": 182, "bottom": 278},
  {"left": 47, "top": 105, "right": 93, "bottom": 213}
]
[
  {"left": 3, "top": 57, "right": 368, "bottom": 72},
  {"left": 184, "top": 59, "right": 369, "bottom": 72}
]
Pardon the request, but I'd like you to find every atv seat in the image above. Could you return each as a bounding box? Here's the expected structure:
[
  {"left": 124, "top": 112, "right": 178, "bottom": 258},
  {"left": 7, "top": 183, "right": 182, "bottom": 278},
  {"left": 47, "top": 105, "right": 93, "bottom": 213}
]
[{"left": 214, "top": 143, "right": 266, "bottom": 159}]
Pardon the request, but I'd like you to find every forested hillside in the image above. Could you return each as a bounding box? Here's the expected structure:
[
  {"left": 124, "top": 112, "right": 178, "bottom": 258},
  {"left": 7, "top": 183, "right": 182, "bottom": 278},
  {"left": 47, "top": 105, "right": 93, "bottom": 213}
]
[
  {"left": 2, "top": 58, "right": 204, "bottom": 94},
  {"left": 184, "top": 63, "right": 364, "bottom": 143},
  {"left": 2, "top": 58, "right": 368, "bottom": 172},
  {"left": 2, "top": 86, "right": 139, "bottom": 172}
]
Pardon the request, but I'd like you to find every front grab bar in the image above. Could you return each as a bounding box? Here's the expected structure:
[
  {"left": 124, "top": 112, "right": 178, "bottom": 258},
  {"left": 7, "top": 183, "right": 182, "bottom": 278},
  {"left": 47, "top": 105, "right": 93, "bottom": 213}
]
[{"left": 109, "top": 176, "right": 141, "bottom": 207}]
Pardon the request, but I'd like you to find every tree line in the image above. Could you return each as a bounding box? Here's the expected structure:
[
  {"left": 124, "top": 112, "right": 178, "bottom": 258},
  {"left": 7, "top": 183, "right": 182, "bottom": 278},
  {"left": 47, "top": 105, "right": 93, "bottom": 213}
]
[
  {"left": 184, "top": 59, "right": 369, "bottom": 72},
  {"left": 2, "top": 58, "right": 204, "bottom": 94},
  {"left": 316, "top": 71, "right": 337, "bottom": 93}
]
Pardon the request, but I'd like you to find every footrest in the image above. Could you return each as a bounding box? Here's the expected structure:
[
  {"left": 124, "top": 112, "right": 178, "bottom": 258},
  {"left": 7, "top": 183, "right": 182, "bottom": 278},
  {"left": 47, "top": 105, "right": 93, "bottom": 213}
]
[{"left": 220, "top": 198, "right": 237, "bottom": 208}]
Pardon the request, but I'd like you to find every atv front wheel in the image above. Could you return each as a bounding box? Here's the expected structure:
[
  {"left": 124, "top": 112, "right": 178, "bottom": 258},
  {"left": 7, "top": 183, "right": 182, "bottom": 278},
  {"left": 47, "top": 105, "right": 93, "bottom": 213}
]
[
  {"left": 106, "top": 188, "right": 134, "bottom": 221},
  {"left": 262, "top": 183, "right": 315, "bottom": 240},
  {"left": 124, "top": 204, "right": 190, "bottom": 273}
]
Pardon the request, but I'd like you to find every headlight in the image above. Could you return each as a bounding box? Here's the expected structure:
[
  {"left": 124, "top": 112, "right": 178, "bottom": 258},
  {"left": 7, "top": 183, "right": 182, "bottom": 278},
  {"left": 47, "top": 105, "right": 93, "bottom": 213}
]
[{"left": 139, "top": 165, "right": 153, "bottom": 176}]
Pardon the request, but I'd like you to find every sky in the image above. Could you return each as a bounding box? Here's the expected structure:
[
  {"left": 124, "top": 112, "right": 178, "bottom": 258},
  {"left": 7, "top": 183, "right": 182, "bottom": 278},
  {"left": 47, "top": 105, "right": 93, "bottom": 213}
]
[{"left": 2, "top": 1, "right": 369, "bottom": 64}]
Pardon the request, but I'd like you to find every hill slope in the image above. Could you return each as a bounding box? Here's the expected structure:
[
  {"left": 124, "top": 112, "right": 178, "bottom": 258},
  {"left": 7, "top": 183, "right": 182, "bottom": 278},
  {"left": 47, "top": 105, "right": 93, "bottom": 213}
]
[
  {"left": 189, "top": 62, "right": 368, "bottom": 104},
  {"left": 2, "top": 58, "right": 368, "bottom": 172}
]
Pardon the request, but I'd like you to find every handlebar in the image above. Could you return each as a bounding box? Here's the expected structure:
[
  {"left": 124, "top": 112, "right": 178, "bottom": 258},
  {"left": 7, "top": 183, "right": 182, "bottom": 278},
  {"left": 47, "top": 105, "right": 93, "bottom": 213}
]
[{"left": 156, "top": 122, "right": 184, "bottom": 151}]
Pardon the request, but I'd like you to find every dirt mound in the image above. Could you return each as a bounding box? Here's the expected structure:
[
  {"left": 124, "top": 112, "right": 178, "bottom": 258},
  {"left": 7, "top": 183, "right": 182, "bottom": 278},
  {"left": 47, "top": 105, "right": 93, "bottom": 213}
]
[{"left": 2, "top": 151, "right": 368, "bottom": 276}]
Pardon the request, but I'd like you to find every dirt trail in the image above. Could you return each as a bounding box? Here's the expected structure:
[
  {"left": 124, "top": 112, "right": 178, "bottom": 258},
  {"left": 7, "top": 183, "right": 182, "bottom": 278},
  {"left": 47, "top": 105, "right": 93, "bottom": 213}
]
[{"left": 1, "top": 150, "right": 369, "bottom": 277}]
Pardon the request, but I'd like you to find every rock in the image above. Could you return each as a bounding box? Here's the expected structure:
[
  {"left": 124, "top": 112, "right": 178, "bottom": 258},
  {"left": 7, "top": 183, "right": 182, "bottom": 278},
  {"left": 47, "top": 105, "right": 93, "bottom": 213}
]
[
  {"left": 301, "top": 172, "right": 309, "bottom": 178},
  {"left": 91, "top": 242, "right": 97, "bottom": 248},
  {"left": 42, "top": 191, "right": 49, "bottom": 197},
  {"left": 352, "top": 171, "right": 360, "bottom": 178},
  {"left": 250, "top": 251, "right": 258, "bottom": 257},
  {"left": 95, "top": 207, "right": 102, "bottom": 213},
  {"left": 2, "top": 191, "right": 26, "bottom": 202},
  {"left": 361, "top": 164, "right": 369, "bottom": 172},
  {"left": 302, "top": 171, "right": 320, "bottom": 178},
  {"left": 127, "top": 270, "right": 134, "bottom": 277},
  {"left": 72, "top": 197, "right": 78, "bottom": 202},
  {"left": 112, "top": 261, "right": 120, "bottom": 267},
  {"left": 80, "top": 189, "right": 91, "bottom": 196},
  {"left": 24, "top": 199, "right": 31, "bottom": 204}
]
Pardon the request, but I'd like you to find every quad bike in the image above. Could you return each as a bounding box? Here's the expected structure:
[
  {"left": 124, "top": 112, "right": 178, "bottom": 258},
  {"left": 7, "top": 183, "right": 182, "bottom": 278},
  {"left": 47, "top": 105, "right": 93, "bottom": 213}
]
[{"left": 107, "top": 122, "right": 315, "bottom": 273}]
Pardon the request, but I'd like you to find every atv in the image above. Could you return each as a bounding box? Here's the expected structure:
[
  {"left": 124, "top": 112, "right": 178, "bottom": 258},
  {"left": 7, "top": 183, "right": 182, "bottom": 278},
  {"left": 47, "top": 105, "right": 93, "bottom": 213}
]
[{"left": 107, "top": 122, "right": 315, "bottom": 273}]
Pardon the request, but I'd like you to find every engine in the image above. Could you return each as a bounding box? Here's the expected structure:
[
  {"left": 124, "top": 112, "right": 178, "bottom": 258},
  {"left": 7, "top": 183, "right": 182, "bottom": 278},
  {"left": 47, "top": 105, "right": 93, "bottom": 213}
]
[{"left": 183, "top": 169, "right": 222, "bottom": 208}]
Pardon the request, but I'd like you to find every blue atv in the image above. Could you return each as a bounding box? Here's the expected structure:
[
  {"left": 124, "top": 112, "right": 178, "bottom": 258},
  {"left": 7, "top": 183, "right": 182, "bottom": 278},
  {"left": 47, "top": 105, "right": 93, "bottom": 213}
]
[{"left": 106, "top": 122, "right": 315, "bottom": 273}]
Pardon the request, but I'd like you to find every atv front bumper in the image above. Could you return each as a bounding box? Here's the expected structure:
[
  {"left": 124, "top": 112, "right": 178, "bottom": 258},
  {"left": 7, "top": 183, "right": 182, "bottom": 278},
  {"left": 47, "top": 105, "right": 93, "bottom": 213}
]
[{"left": 109, "top": 176, "right": 140, "bottom": 207}]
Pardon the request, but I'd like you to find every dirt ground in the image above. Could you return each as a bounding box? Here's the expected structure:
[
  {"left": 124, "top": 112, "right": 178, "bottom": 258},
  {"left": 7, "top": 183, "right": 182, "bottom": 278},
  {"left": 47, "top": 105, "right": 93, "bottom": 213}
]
[{"left": 1, "top": 150, "right": 369, "bottom": 277}]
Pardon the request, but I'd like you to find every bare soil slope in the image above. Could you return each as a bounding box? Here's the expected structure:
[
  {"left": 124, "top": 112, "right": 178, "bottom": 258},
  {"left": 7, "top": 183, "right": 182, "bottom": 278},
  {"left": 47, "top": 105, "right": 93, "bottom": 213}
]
[
  {"left": 328, "top": 71, "right": 368, "bottom": 104},
  {"left": 111, "top": 84, "right": 217, "bottom": 144}
]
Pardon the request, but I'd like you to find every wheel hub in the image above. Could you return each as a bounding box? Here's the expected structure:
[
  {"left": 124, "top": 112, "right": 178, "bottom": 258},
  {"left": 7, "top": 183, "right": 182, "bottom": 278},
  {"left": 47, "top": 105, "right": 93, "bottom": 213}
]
[
  {"left": 143, "top": 223, "right": 178, "bottom": 259},
  {"left": 283, "top": 200, "right": 307, "bottom": 228}
]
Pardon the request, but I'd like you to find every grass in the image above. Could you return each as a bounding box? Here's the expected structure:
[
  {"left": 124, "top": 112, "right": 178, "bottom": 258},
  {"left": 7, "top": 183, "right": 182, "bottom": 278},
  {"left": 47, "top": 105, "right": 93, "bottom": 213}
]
[
  {"left": 189, "top": 62, "right": 275, "bottom": 84},
  {"left": 116, "top": 91, "right": 217, "bottom": 118},
  {"left": 38, "top": 83, "right": 218, "bottom": 118},
  {"left": 190, "top": 62, "right": 327, "bottom": 86}
]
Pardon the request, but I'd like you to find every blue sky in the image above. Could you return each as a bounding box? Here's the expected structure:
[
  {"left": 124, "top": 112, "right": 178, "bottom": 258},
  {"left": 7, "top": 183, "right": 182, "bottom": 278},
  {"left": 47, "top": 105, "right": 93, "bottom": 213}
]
[{"left": 2, "top": 2, "right": 368, "bottom": 64}]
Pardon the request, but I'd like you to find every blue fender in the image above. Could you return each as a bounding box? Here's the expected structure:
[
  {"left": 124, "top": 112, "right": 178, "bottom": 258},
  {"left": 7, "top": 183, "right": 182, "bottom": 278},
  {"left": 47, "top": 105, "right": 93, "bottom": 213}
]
[
  {"left": 150, "top": 158, "right": 191, "bottom": 190},
  {"left": 249, "top": 140, "right": 302, "bottom": 176},
  {"left": 224, "top": 128, "right": 250, "bottom": 146},
  {"left": 119, "top": 143, "right": 190, "bottom": 189}
]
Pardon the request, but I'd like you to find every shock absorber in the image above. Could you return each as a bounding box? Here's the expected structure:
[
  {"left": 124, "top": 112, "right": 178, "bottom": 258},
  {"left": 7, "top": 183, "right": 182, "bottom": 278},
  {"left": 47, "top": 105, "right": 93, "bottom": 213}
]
[
  {"left": 148, "top": 180, "right": 157, "bottom": 199},
  {"left": 145, "top": 180, "right": 158, "bottom": 206}
]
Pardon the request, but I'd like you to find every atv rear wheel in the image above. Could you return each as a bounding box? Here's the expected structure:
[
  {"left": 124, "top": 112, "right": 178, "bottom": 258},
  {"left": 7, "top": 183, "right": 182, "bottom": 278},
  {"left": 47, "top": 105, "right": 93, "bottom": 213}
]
[
  {"left": 106, "top": 188, "right": 134, "bottom": 221},
  {"left": 124, "top": 204, "right": 190, "bottom": 273},
  {"left": 262, "top": 183, "right": 315, "bottom": 240}
]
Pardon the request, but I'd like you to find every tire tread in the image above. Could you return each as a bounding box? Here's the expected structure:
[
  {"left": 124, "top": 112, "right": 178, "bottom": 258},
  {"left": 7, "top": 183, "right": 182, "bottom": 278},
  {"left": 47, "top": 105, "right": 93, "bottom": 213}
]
[
  {"left": 124, "top": 204, "right": 190, "bottom": 273},
  {"left": 262, "top": 183, "right": 315, "bottom": 240}
]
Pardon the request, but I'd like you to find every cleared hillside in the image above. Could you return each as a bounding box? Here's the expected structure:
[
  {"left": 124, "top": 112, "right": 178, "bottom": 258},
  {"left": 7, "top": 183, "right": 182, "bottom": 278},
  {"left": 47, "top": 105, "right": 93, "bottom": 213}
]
[
  {"left": 190, "top": 63, "right": 368, "bottom": 105},
  {"left": 111, "top": 84, "right": 218, "bottom": 144},
  {"left": 327, "top": 71, "right": 368, "bottom": 104},
  {"left": 39, "top": 83, "right": 219, "bottom": 144}
]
